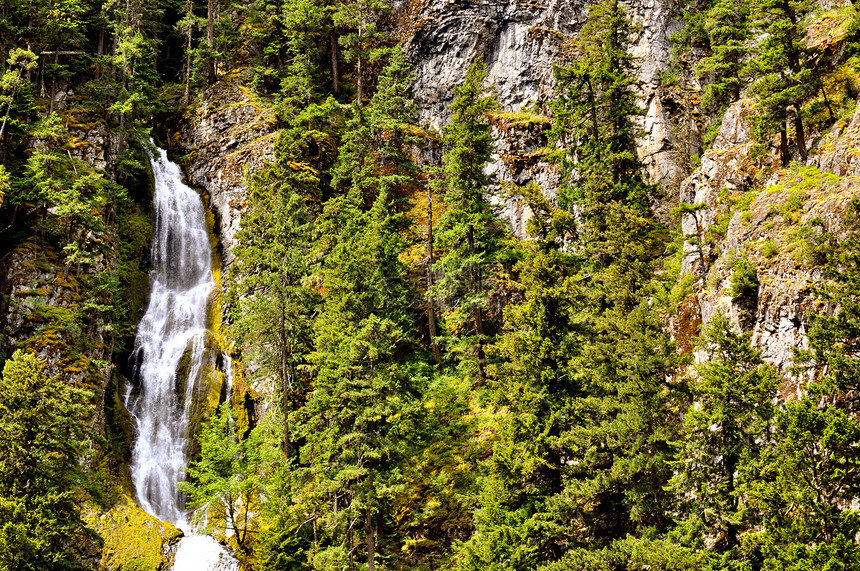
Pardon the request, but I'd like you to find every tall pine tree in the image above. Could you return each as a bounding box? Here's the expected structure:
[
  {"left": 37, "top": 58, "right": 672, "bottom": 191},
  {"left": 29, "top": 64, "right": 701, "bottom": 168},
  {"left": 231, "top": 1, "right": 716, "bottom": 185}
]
[{"left": 431, "top": 57, "right": 506, "bottom": 381}]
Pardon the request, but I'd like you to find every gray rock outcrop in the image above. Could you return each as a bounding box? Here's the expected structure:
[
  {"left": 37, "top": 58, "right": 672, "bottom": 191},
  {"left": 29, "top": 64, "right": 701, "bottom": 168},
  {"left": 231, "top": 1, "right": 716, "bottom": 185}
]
[{"left": 177, "top": 81, "right": 278, "bottom": 267}]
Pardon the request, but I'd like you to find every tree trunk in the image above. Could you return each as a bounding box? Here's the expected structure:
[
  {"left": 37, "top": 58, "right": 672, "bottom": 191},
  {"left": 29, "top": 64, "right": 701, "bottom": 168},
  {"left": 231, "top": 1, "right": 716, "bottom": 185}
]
[
  {"left": 468, "top": 224, "right": 486, "bottom": 382},
  {"left": 330, "top": 29, "right": 339, "bottom": 94},
  {"left": 725, "top": 452, "right": 738, "bottom": 549},
  {"left": 25, "top": 37, "right": 32, "bottom": 82},
  {"left": 282, "top": 363, "right": 291, "bottom": 460},
  {"left": 0, "top": 70, "right": 21, "bottom": 140},
  {"left": 357, "top": 56, "right": 363, "bottom": 102},
  {"left": 207, "top": 0, "right": 215, "bottom": 84},
  {"left": 793, "top": 107, "right": 807, "bottom": 162},
  {"left": 182, "top": 0, "right": 193, "bottom": 105},
  {"left": 365, "top": 509, "right": 375, "bottom": 571},
  {"left": 779, "top": 127, "right": 790, "bottom": 166},
  {"left": 96, "top": 25, "right": 105, "bottom": 79},
  {"left": 426, "top": 191, "right": 442, "bottom": 365},
  {"left": 48, "top": 49, "right": 58, "bottom": 114}
]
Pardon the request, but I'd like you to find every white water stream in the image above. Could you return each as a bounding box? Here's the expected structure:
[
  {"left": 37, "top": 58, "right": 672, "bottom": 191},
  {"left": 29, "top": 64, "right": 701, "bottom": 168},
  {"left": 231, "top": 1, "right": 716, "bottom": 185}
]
[{"left": 126, "top": 147, "right": 238, "bottom": 571}]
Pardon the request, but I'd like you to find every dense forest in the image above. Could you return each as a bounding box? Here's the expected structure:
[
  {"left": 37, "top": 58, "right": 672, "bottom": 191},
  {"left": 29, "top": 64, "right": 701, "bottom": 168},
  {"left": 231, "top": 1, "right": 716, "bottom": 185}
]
[{"left": 3, "top": 0, "right": 860, "bottom": 569}]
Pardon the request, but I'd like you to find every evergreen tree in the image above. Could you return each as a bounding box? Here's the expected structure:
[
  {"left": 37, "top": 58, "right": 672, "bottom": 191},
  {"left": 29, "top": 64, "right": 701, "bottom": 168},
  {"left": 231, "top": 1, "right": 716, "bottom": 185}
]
[
  {"left": 549, "top": 0, "right": 660, "bottom": 311},
  {"left": 528, "top": 1, "right": 681, "bottom": 565},
  {"left": 230, "top": 129, "right": 320, "bottom": 461},
  {"left": 0, "top": 48, "right": 36, "bottom": 141},
  {"left": 749, "top": 399, "right": 860, "bottom": 571},
  {"left": 0, "top": 350, "right": 96, "bottom": 571},
  {"left": 274, "top": 0, "right": 330, "bottom": 113},
  {"left": 331, "top": 0, "right": 391, "bottom": 101},
  {"left": 696, "top": 0, "right": 751, "bottom": 115},
  {"left": 182, "top": 402, "right": 262, "bottom": 554},
  {"left": 671, "top": 313, "right": 778, "bottom": 561},
  {"left": 300, "top": 189, "right": 417, "bottom": 571},
  {"left": 795, "top": 199, "right": 860, "bottom": 403},
  {"left": 745, "top": 0, "right": 818, "bottom": 164},
  {"left": 459, "top": 241, "right": 585, "bottom": 570},
  {"left": 431, "top": 57, "right": 506, "bottom": 381},
  {"left": 331, "top": 46, "right": 419, "bottom": 205}
]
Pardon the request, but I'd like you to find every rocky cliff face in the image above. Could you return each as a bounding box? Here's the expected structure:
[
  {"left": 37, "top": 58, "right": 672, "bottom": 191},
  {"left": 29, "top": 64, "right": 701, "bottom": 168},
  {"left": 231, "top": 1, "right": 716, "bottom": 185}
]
[
  {"left": 178, "top": 0, "right": 694, "bottom": 257},
  {"left": 678, "top": 99, "right": 859, "bottom": 395},
  {"left": 0, "top": 103, "right": 126, "bottom": 427},
  {"left": 175, "top": 80, "right": 280, "bottom": 412},
  {"left": 399, "top": 0, "right": 694, "bottom": 231},
  {"left": 176, "top": 81, "right": 278, "bottom": 268}
]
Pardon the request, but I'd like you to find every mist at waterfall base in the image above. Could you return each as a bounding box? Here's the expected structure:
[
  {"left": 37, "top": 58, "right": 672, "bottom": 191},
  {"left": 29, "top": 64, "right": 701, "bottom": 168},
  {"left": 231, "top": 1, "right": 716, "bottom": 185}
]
[{"left": 125, "top": 147, "right": 239, "bottom": 571}]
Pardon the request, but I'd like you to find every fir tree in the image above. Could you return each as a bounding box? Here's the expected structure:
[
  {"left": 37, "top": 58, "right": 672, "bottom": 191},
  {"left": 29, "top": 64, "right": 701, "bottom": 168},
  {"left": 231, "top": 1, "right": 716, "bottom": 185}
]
[
  {"left": 534, "top": 0, "right": 681, "bottom": 563},
  {"left": 745, "top": 0, "right": 818, "bottom": 164},
  {"left": 229, "top": 129, "right": 321, "bottom": 461},
  {"left": 672, "top": 313, "right": 778, "bottom": 558},
  {"left": 696, "top": 0, "right": 751, "bottom": 115},
  {"left": 459, "top": 241, "right": 586, "bottom": 570},
  {"left": 431, "top": 57, "right": 506, "bottom": 381},
  {"left": 182, "top": 402, "right": 262, "bottom": 554},
  {"left": 549, "top": 0, "right": 660, "bottom": 311},
  {"left": 331, "top": 0, "right": 391, "bottom": 101},
  {"left": 749, "top": 399, "right": 860, "bottom": 570},
  {"left": 0, "top": 351, "right": 97, "bottom": 571},
  {"left": 331, "top": 46, "right": 419, "bottom": 205},
  {"left": 300, "top": 189, "right": 417, "bottom": 571},
  {"left": 795, "top": 199, "right": 860, "bottom": 404}
]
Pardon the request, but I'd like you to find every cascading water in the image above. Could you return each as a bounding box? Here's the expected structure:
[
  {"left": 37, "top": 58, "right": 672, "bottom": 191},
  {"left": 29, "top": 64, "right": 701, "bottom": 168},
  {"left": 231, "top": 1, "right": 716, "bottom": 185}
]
[{"left": 126, "top": 147, "right": 238, "bottom": 571}]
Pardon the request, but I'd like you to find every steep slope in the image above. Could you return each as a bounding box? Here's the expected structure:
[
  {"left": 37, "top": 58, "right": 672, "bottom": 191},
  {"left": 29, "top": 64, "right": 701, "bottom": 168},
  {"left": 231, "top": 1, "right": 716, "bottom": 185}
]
[{"left": 676, "top": 97, "right": 860, "bottom": 394}]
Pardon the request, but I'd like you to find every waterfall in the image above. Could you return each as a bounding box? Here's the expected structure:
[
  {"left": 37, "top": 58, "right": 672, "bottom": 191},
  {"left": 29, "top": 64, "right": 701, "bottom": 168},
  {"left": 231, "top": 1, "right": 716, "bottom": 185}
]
[{"left": 126, "top": 147, "right": 238, "bottom": 571}]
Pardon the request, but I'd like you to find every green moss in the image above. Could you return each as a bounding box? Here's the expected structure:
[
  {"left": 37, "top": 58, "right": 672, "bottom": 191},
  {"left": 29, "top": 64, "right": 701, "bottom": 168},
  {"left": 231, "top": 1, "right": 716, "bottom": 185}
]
[
  {"left": 728, "top": 255, "right": 759, "bottom": 300},
  {"left": 734, "top": 188, "right": 761, "bottom": 212},
  {"left": 487, "top": 110, "right": 550, "bottom": 128},
  {"left": 786, "top": 220, "right": 835, "bottom": 266},
  {"left": 87, "top": 495, "right": 183, "bottom": 571}
]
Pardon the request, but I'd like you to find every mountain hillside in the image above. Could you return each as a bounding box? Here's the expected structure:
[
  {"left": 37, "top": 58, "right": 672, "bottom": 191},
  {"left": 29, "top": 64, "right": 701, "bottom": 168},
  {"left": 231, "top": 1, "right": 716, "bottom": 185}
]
[{"left": 2, "top": 0, "right": 860, "bottom": 569}]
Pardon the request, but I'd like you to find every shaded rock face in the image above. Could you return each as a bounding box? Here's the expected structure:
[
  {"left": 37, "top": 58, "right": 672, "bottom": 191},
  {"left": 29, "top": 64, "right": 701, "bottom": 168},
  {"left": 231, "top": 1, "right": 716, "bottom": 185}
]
[
  {"left": 402, "top": 0, "right": 678, "bottom": 127},
  {"left": 0, "top": 112, "right": 123, "bottom": 432},
  {"left": 399, "top": 0, "right": 693, "bottom": 235},
  {"left": 177, "top": 81, "right": 278, "bottom": 267},
  {"left": 401, "top": 0, "right": 581, "bottom": 129},
  {"left": 677, "top": 100, "right": 860, "bottom": 396},
  {"left": 177, "top": 0, "right": 692, "bottom": 244}
]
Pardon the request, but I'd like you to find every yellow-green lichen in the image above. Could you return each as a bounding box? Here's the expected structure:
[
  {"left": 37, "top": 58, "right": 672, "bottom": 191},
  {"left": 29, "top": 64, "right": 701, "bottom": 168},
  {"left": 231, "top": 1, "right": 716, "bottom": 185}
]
[{"left": 87, "top": 495, "right": 183, "bottom": 571}]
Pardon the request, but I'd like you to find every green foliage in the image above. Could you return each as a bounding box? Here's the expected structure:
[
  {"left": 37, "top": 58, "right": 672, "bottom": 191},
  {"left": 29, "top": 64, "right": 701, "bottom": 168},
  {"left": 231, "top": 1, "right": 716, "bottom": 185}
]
[
  {"left": 300, "top": 188, "right": 419, "bottom": 570},
  {"left": 11, "top": 0, "right": 860, "bottom": 569},
  {"left": 0, "top": 350, "right": 97, "bottom": 571},
  {"left": 431, "top": 57, "right": 506, "bottom": 379},
  {"left": 229, "top": 127, "right": 320, "bottom": 461},
  {"left": 332, "top": 0, "right": 393, "bottom": 100},
  {"left": 759, "top": 239, "right": 779, "bottom": 258},
  {"left": 696, "top": 0, "right": 750, "bottom": 113},
  {"left": 182, "top": 402, "right": 262, "bottom": 553},
  {"left": 795, "top": 199, "right": 860, "bottom": 398},
  {"left": 786, "top": 218, "right": 834, "bottom": 265},
  {"left": 728, "top": 255, "right": 758, "bottom": 301},
  {"left": 671, "top": 313, "right": 778, "bottom": 556},
  {"left": 549, "top": 0, "right": 663, "bottom": 311},
  {"left": 748, "top": 398, "right": 860, "bottom": 571},
  {"left": 744, "top": 0, "right": 820, "bottom": 163},
  {"left": 331, "top": 47, "right": 419, "bottom": 204},
  {"left": 460, "top": 243, "right": 584, "bottom": 570}
]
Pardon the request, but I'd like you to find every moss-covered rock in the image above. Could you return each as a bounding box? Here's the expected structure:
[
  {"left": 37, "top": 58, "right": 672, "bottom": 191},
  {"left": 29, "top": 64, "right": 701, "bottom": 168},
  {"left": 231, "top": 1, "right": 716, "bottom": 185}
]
[{"left": 87, "top": 495, "right": 183, "bottom": 571}]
